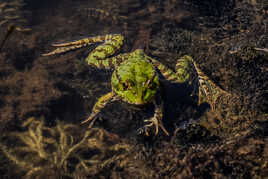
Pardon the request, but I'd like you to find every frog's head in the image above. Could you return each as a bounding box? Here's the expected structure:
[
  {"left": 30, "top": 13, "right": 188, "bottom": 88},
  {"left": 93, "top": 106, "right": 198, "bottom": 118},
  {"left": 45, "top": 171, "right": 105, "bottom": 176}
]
[{"left": 111, "top": 50, "right": 160, "bottom": 105}]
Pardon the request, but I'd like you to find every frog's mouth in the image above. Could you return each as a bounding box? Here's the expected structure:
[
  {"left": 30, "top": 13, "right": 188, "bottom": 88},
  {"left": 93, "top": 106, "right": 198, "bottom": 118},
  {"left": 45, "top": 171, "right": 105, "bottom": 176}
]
[
  {"left": 117, "top": 93, "right": 155, "bottom": 106},
  {"left": 119, "top": 97, "right": 152, "bottom": 107},
  {"left": 132, "top": 100, "right": 151, "bottom": 106}
]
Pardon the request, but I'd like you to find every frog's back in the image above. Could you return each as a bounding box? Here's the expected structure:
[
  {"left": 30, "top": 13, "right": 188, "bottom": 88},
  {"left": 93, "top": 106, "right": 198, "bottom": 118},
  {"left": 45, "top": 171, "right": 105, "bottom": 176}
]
[
  {"left": 116, "top": 49, "right": 155, "bottom": 77},
  {"left": 111, "top": 49, "right": 160, "bottom": 106}
]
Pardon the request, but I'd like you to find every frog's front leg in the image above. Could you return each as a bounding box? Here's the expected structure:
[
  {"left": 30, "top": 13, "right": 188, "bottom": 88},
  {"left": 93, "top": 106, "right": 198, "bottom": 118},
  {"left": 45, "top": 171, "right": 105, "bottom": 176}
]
[
  {"left": 82, "top": 92, "right": 117, "bottom": 128},
  {"left": 42, "top": 34, "right": 126, "bottom": 69},
  {"left": 138, "top": 98, "right": 169, "bottom": 136}
]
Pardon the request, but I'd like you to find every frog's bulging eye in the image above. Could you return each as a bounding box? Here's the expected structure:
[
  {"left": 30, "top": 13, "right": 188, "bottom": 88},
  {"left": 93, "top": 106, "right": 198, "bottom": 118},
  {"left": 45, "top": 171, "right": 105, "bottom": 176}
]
[
  {"left": 145, "top": 73, "right": 157, "bottom": 88},
  {"left": 148, "top": 82, "right": 156, "bottom": 89},
  {"left": 123, "top": 80, "right": 133, "bottom": 90},
  {"left": 146, "top": 79, "right": 157, "bottom": 90},
  {"left": 122, "top": 82, "right": 128, "bottom": 90}
]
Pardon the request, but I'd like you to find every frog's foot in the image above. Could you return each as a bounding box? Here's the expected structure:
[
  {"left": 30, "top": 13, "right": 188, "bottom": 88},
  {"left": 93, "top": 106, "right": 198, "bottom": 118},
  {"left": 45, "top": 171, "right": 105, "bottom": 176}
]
[
  {"left": 42, "top": 37, "right": 94, "bottom": 56},
  {"left": 188, "top": 56, "right": 231, "bottom": 110},
  {"left": 82, "top": 113, "right": 103, "bottom": 128},
  {"left": 138, "top": 98, "right": 169, "bottom": 136},
  {"left": 81, "top": 92, "right": 116, "bottom": 128},
  {"left": 138, "top": 116, "right": 169, "bottom": 136},
  {"left": 42, "top": 34, "right": 124, "bottom": 57},
  {"left": 197, "top": 76, "right": 231, "bottom": 111},
  {"left": 42, "top": 35, "right": 108, "bottom": 56}
]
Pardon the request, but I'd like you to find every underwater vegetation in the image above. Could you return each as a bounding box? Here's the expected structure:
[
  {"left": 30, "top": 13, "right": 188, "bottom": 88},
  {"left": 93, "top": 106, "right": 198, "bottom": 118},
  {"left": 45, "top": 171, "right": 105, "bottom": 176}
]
[
  {"left": 0, "top": 117, "right": 133, "bottom": 178},
  {"left": 0, "top": 0, "right": 29, "bottom": 29},
  {"left": 0, "top": 0, "right": 31, "bottom": 51},
  {"left": 0, "top": 0, "right": 267, "bottom": 178},
  {"left": 81, "top": 0, "right": 193, "bottom": 52}
]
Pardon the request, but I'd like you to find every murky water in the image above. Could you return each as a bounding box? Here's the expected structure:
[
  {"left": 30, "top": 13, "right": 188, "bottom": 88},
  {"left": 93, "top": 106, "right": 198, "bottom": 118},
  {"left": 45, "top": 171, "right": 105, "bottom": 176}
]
[{"left": 0, "top": 0, "right": 267, "bottom": 178}]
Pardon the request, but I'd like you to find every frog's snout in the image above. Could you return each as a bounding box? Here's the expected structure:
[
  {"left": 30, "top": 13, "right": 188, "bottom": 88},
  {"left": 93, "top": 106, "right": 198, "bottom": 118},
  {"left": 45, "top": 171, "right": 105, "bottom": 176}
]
[
  {"left": 134, "top": 90, "right": 150, "bottom": 105},
  {"left": 134, "top": 98, "right": 145, "bottom": 105}
]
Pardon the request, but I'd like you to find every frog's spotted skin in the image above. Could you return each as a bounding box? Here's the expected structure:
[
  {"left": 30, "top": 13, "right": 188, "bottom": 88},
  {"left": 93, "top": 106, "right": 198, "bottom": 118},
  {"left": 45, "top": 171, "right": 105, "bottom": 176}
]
[
  {"left": 192, "top": 61, "right": 231, "bottom": 110},
  {"left": 43, "top": 34, "right": 228, "bottom": 136},
  {"left": 111, "top": 50, "right": 160, "bottom": 105}
]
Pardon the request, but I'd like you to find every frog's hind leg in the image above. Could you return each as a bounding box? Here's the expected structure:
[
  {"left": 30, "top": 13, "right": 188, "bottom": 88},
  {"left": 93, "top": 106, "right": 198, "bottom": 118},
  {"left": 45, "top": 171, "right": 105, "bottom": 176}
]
[
  {"left": 84, "top": 34, "right": 125, "bottom": 69},
  {"left": 42, "top": 34, "right": 126, "bottom": 69},
  {"left": 149, "top": 55, "right": 230, "bottom": 111},
  {"left": 147, "top": 56, "right": 180, "bottom": 83},
  {"left": 42, "top": 36, "right": 99, "bottom": 56},
  {"left": 193, "top": 64, "right": 231, "bottom": 111},
  {"left": 175, "top": 55, "right": 197, "bottom": 85},
  {"left": 82, "top": 92, "right": 117, "bottom": 128},
  {"left": 147, "top": 55, "right": 195, "bottom": 84},
  {"left": 182, "top": 55, "right": 231, "bottom": 110}
]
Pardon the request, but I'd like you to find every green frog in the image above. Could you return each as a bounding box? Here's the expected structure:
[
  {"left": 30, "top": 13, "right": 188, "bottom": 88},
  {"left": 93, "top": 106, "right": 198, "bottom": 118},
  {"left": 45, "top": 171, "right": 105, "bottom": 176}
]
[{"left": 43, "top": 34, "right": 228, "bottom": 136}]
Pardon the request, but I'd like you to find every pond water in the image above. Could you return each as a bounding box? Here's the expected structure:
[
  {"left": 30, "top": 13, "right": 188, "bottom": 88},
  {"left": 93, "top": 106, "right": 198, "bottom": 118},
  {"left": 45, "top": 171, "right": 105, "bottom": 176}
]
[{"left": 0, "top": 0, "right": 267, "bottom": 178}]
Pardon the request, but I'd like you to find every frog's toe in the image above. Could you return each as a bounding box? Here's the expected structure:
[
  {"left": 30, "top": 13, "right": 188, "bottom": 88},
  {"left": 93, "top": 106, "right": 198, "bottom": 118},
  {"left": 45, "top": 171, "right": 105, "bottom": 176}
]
[
  {"left": 142, "top": 117, "right": 160, "bottom": 136},
  {"left": 82, "top": 113, "right": 102, "bottom": 128},
  {"left": 142, "top": 117, "right": 169, "bottom": 136},
  {"left": 145, "top": 119, "right": 159, "bottom": 135},
  {"left": 42, "top": 43, "right": 87, "bottom": 56}
]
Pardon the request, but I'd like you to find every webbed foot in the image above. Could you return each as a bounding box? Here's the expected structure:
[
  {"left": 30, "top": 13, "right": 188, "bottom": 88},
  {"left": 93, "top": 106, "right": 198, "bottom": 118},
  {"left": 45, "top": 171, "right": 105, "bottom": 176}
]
[
  {"left": 189, "top": 58, "right": 231, "bottom": 110},
  {"left": 42, "top": 34, "right": 124, "bottom": 57},
  {"left": 137, "top": 116, "right": 169, "bottom": 136},
  {"left": 82, "top": 113, "right": 103, "bottom": 128},
  {"left": 42, "top": 36, "right": 96, "bottom": 56}
]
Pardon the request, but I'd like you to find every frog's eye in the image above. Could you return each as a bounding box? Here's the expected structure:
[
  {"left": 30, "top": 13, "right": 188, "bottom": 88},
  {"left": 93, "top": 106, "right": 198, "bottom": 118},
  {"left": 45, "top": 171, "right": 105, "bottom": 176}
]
[
  {"left": 122, "top": 82, "right": 128, "bottom": 90},
  {"left": 123, "top": 80, "right": 133, "bottom": 90},
  {"left": 146, "top": 73, "right": 157, "bottom": 89},
  {"left": 148, "top": 82, "right": 156, "bottom": 89}
]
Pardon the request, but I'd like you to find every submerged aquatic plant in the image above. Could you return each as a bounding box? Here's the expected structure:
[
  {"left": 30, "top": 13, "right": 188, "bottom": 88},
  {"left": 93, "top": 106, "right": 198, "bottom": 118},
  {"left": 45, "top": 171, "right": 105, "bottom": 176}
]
[
  {"left": 0, "top": 0, "right": 29, "bottom": 28},
  {"left": 0, "top": 0, "right": 31, "bottom": 51},
  {"left": 1, "top": 117, "right": 133, "bottom": 178}
]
